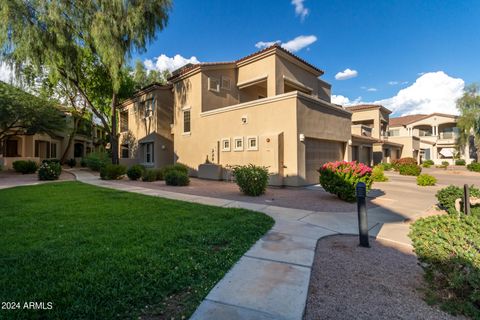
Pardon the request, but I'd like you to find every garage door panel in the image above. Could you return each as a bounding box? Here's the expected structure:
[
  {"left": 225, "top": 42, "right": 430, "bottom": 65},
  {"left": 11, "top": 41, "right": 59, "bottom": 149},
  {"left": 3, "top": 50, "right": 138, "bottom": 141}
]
[{"left": 305, "top": 138, "right": 344, "bottom": 184}]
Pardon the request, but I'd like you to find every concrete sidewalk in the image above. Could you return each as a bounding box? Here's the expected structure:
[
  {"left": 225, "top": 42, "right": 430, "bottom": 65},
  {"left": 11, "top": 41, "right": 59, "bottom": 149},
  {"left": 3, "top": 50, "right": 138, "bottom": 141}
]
[{"left": 70, "top": 169, "right": 413, "bottom": 320}]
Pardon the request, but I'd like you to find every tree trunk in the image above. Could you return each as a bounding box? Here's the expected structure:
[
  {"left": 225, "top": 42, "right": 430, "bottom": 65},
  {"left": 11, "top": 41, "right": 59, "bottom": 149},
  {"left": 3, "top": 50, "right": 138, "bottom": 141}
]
[
  {"left": 60, "top": 118, "right": 80, "bottom": 164},
  {"left": 111, "top": 92, "right": 119, "bottom": 165}
]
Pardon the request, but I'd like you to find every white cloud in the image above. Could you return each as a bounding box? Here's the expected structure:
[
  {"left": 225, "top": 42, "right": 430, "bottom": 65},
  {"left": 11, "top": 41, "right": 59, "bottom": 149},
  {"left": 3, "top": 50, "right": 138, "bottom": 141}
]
[
  {"left": 367, "top": 87, "right": 377, "bottom": 92},
  {"left": 374, "top": 71, "right": 464, "bottom": 116},
  {"left": 388, "top": 81, "right": 398, "bottom": 85},
  {"left": 0, "top": 62, "right": 14, "bottom": 83},
  {"left": 335, "top": 68, "right": 358, "bottom": 80},
  {"left": 144, "top": 54, "right": 200, "bottom": 73},
  {"left": 255, "top": 35, "right": 317, "bottom": 53},
  {"left": 331, "top": 94, "right": 364, "bottom": 106},
  {"left": 255, "top": 40, "right": 280, "bottom": 49},
  {"left": 291, "top": 0, "right": 309, "bottom": 21}
]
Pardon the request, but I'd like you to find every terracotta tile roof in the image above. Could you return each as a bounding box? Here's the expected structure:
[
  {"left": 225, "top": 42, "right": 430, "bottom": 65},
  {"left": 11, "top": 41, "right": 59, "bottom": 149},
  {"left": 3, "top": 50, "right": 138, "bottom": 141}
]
[
  {"left": 389, "top": 113, "right": 458, "bottom": 127},
  {"left": 168, "top": 44, "right": 324, "bottom": 81},
  {"left": 346, "top": 104, "right": 392, "bottom": 114}
]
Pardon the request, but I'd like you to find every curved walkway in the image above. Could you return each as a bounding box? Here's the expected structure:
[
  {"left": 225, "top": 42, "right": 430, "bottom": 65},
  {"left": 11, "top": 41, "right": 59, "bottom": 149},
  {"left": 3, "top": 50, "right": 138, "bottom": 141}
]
[{"left": 70, "top": 169, "right": 413, "bottom": 320}]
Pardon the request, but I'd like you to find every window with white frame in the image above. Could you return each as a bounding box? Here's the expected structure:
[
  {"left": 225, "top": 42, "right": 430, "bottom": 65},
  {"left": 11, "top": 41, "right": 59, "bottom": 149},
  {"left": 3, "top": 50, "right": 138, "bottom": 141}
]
[
  {"left": 208, "top": 77, "right": 220, "bottom": 92},
  {"left": 144, "top": 143, "right": 154, "bottom": 164},
  {"left": 183, "top": 109, "right": 191, "bottom": 133},
  {"left": 233, "top": 137, "right": 244, "bottom": 151},
  {"left": 221, "top": 138, "right": 231, "bottom": 152},
  {"left": 221, "top": 76, "right": 231, "bottom": 90},
  {"left": 247, "top": 136, "right": 258, "bottom": 151}
]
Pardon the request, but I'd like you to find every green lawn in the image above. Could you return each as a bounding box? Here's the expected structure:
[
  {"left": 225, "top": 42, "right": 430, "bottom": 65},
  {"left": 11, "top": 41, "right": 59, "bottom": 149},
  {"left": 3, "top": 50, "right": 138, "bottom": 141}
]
[{"left": 0, "top": 182, "right": 274, "bottom": 319}]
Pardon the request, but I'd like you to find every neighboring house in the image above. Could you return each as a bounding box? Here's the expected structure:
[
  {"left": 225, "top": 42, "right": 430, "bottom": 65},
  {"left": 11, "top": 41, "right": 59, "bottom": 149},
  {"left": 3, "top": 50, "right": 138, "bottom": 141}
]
[
  {"left": 388, "top": 113, "right": 474, "bottom": 164},
  {"left": 120, "top": 44, "right": 353, "bottom": 186},
  {"left": 0, "top": 114, "right": 103, "bottom": 169},
  {"left": 346, "top": 104, "right": 403, "bottom": 165}
]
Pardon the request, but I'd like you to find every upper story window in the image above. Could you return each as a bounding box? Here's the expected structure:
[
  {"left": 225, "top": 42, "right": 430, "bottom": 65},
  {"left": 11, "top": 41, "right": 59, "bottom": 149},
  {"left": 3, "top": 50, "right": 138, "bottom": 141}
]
[
  {"left": 144, "top": 98, "right": 154, "bottom": 117},
  {"left": 183, "top": 109, "right": 191, "bottom": 133},
  {"left": 120, "top": 111, "right": 128, "bottom": 132},
  {"left": 208, "top": 77, "right": 220, "bottom": 92},
  {"left": 221, "top": 76, "right": 231, "bottom": 90},
  {"left": 388, "top": 129, "right": 400, "bottom": 137}
]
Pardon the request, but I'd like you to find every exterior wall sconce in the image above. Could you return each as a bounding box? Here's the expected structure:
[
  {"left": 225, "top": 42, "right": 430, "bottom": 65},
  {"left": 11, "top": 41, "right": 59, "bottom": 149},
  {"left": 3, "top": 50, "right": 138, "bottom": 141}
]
[{"left": 299, "top": 133, "right": 305, "bottom": 142}]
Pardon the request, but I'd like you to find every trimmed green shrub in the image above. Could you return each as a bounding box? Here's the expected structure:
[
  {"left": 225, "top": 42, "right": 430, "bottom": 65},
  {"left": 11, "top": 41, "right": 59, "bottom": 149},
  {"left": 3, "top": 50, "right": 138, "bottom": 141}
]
[
  {"left": 163, "top": 163, "right": 189, "bottom": 175},
  {"left": 80, "top": 158, "right": 87, "bottom": 167},
  {"left": 455, "top": 159, "right": 466, "bottom": 166},
  {"left": 126, "top": 165, "right": 144, "bottom": 181},
  {"left": 164, "top": 170, "right": 190, "bottom": 186},
  {"left": 416, "top": 174, "right": 437, "bottom": 186},
  {"left": 392, "top": 157, "right": 417, "bottom": 170},
  {"left": 410, "top": 214, "right": 480, "bottom": 318},
  {"left": 67, "top": 158, "right": 76, "bottom": 168},
  {"left": 422, "top": 163, "right": 431, "bottom": 168},
  {"left": 467, "top": 162, "right": 480, "bottom": 172},
  {"left": 442, "top": 161, "right": 450, "bottom": 166},
  {"left": 379, "top": 162, "right": 393, "bottom": 171},
  {"left": 141, "top": 169, "right": 157, "bottom": 182},
  {"left": 372, "top": 165, "right": 388, "bottom": 182},
  {"left": 398, "top": 164, "right": 422, "bottom": 176},
  {"left": 422, "top": 159, "right": 434, "bottom": 166},
  {"left": 436, "top": 185, "right": 480, "bottom": 213},
  {"left": 12, "top": 160, "right": 38, "bottom": 174},
  {"left": 319, "top": 161, "right": 373, "bottom": 202},
  {"left": 42, "top": 159, "right": 61, "bottom": 165},
  {"left": 232, "top": 164, "right": 270, "bottom": 196},
  {"left": 85, "top": 152, "right": 110, "bottom": 171},
  {"left": 100, "top": 164, "right": 126, "bottom": 180},
  {"left": 38, "top": 162, "right": 62, "bottom": 180}
]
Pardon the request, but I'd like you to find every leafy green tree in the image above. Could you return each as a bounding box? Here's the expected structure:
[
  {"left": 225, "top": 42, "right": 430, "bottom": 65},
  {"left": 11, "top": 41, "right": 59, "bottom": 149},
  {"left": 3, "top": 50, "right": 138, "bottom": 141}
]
[
  {"left": 0, "top": 0, "right": 171, "bottom": 164},
  {"left": 0, "top": 81, "right": 66, "bottom": 145},
  {"left": 132, "top": 60, "right": 171, "bottom": 90},
  {"left": 457, "top": 84, "right": 480, "bottom": 161}
]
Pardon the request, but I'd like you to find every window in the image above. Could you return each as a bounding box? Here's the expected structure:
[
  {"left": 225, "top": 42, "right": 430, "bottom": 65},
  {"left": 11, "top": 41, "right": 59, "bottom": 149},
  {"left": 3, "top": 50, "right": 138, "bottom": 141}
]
[
  {"left": 384, "top": 148, "right": 391, "bottom": 157},
  {"left": 221, "top": 138, "right": 231, "bottom": 152},
  {"left": 208, "top": 77, "right": 220, "bottom": 92},
  {"left": 51, "top": 143, "right": 57, "bottom": 158},
  {"left": 145, "top": 98, "right": 154, "bottom": 116},
  {"left": 233, "top": 137, "right": 244, "bottom": 151},
  {"left": 247, "top": 136, "right": 258, "bottom": 151},
  {"left": 183, "top": 109, "right": 191, "bottom": 133},
  {"left": 121, "top": 144, "right": 129, "bottom": 159},
  {"left": 221, "top": 76, "right": 231, "bottom": 90},
  {"left": 388, "top": 129, "right": 400, "bottom": 137},
  {"left": 145, "top": 143, "right": 154, "bottom": 164},
  {"left": 120, "top": 111, "right": 128, "bottom": 132}
]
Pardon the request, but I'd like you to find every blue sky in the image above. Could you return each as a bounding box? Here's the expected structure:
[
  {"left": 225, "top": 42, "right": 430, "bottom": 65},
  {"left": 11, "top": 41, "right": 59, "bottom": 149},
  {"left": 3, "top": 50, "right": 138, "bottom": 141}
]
[{"left": 132, "top": 0, "right": 480, "bottom": 116}]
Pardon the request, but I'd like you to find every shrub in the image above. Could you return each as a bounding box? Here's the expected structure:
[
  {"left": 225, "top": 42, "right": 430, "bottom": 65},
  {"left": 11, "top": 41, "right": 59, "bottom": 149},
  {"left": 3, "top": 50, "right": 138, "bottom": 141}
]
[
  {"left": 467, "top": 162, "right": 480, "bottom": 172},
  {"left": 84, "top": 152, "right": 110, "bottom": 171},
  {"left": 392, "top": 157, "right": 417, "bottom": 170},
  {"left": 38, "top": 162, "right": 62, "bottom": 181},
  {"left": 80, "top": 158, "right": 87, "bottom": 167},
  {"left": 164, "top": 170, "right": 190, "bottom": 186},
  {"left": 12, "top": 160, "right": 38, "bottom": 174},
  {"left": 441, "top": 161, "right": 450, "bottom": 166},
  {"left": 422, "top": 163, "right": 431, "bottom": 168},
  {"left": 410, "top": 214, "right": 480, "bottom": 318},
  {"left": 436, "top": 185, "right": 480, "bottom": 213},
  {"left": 141, "top": 169, "right": 157, "bottom": 182},
  {"left": 455, "top": 159, "right": 466, "bottom": 166},
  {"left": 67, "top": 158, "right": 76, "bottom": 168},
  {"left": 318, "top": 161, "right": 373, "bottom": 202},
  {"left": 372, "top": 165, "right": 388, "bottom": 182},
  {"left": 126, "top": 165, "right": 144, "bottom": 181},
  {"left": 422, "top": 159, "right": 434, "bottom": 166},
  {"left": 163, "top": 163, "right": 189, "bottom": 175},
  {"left": 436, "top": 164, "right": 448, "bottom": 169},
  {"left": 379, "top": 162, "right": 393, "bottom": 171},
  {"left": 100, "top": 164, "right": 126, "bottom": 180},
  {"left": 42, "top": 159, "right": 61, "bottom": 165},
  {"left": 398, "top": 164, "right": 422, "bottom": 176},
  {"left": 232, "top": 164, "right": 269, "bottom": 196},
  {"left": 416, "top": 174, "right": 437, "bottom": 186}
]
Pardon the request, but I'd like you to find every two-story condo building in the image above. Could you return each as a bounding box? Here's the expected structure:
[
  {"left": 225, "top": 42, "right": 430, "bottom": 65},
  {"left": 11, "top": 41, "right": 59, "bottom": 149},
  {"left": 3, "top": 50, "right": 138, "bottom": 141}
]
[{"left": 119, "top": 45, "right": 352, "bottom": 186}]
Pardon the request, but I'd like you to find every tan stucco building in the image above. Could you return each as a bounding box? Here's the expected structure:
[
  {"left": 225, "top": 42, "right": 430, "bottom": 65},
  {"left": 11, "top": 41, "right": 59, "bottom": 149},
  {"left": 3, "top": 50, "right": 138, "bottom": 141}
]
[{"left": 119, "top": 45, "right": 353, "bottom": 186}]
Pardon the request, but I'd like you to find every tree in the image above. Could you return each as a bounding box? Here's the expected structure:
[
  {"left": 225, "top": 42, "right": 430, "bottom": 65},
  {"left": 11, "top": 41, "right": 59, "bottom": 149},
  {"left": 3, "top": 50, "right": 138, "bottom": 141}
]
[
  {"left": 132, "top": 59, "right": 171, "bottom": 90},
  {"left": 0, "top": 81, "right": 66, "bottom": 145},
  {"left": 456, "top": 84, "right": 480, "bottom": 161},
  {"left": 0, "top": 0, "right": 172, "bottom": 164}
]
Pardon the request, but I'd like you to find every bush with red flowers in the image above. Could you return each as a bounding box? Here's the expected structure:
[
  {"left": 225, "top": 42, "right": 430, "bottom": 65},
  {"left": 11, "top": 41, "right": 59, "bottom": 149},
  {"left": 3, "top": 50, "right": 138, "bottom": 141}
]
[{"left": 318, "top": 161, "right": 373, "bottom": 202}]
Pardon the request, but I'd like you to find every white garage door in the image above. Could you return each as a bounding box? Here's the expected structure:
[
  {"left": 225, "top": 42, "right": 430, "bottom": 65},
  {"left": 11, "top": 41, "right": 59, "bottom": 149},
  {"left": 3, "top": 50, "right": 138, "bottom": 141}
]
[{"left": 305, "top": 138, "right": 345, "bottom": 184}]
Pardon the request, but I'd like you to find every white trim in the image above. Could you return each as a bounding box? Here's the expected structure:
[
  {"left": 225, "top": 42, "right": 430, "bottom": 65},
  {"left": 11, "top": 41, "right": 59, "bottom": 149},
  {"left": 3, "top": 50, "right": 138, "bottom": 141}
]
[
  {"left": 182, "top": 132, "right": 191, "bottom": 136},
  {"left": 233, "top": 137, "right": 244, "bottom": 151},
  {"left": 246, "top": 136, "right": 258, "bottom": 151},
  {"left": 221, "top": 138, "right": 231, "bottom": 152},
  {"left": 208, "top": 77, "right": 220, "bottom": 92},
  {"left": 200, "top": 91, "right": 351, "bottom": 117},
  {"left": 237, "top": 75, "right": 268, "bottom": 89},
  {"left": 182, "top": 106, "right": 191, "bottom": 111}
]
